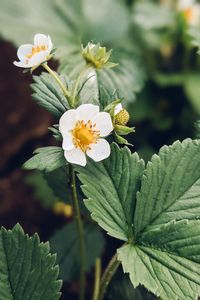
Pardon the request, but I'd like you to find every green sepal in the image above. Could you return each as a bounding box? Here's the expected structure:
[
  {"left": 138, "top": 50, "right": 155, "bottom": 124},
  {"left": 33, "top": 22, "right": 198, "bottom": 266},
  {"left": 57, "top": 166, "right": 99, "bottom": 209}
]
[
  {"left": 104, "top": 98, "right": 121, "bottom": 114},
  {"left": 114, "top": 132, "right": 133, "bottom": 146},
  {"left": 50, "top": 48, "right": 57, "bottom": 55},
  {"left": 115, "top": 125, "right": 135, "bottom": 136}
]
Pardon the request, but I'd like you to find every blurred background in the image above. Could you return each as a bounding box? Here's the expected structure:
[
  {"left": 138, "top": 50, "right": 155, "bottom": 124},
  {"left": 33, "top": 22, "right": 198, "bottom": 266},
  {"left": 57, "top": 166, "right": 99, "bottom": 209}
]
[{"left": 1, "top": 0, "right": 200, "bottom": 299}]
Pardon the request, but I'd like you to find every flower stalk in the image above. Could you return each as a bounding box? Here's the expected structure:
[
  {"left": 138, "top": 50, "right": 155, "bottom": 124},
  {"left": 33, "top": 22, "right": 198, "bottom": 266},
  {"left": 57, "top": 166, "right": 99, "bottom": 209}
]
[
  {"left": 97, "top": 253, "right": 120, "bottom": 300},
  {"left": 70, "top": 165, "right": 86, "bottom": 300},
  {"left": 42, "top": 63, "right": 71, "bottom": 102},
  {"left": 92, "top": 258, "right": 101, "bottom": 300}
]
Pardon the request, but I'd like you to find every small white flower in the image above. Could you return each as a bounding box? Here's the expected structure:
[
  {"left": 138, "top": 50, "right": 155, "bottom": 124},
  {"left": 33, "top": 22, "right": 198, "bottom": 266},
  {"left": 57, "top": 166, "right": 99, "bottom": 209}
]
[
  {"left": 177, "top": 0, "right": 200, "bottom": 26},
  {"left": 59, "top": 104, "right": 113, "bottom": 166},
  {"left": 13, "top": 33, "right": 53, "bottom": 68}
]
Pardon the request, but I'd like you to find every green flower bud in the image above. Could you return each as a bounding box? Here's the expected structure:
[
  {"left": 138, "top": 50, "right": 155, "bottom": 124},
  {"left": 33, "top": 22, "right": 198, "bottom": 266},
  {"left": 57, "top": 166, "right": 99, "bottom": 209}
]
[{"left": 82, "top": 42, "right": 118, "bottom": 69}]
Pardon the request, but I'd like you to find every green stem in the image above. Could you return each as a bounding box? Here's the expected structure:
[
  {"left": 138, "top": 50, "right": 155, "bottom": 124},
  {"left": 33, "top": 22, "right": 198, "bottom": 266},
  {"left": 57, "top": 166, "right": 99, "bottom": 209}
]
[
  {"left": 70, "top": 166, "right": 86, "bottom": 300},
  {"left": 71, "top": 65, "right": 89, "bottom": 106},
  {"left": 42, "top": 63, "right": 71, "bottom": 101},
  {"left": 98, "top": 253, "right": 120, "bottom": 300},
  {"left": 92, "top": 258, "right": 101, "bottom": 300}
]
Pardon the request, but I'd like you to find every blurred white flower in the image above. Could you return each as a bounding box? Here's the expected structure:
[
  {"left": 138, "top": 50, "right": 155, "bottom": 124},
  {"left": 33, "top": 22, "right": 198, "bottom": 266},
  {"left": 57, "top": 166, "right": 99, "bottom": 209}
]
[
  {"left": 177, "top": 0, "right": 200, "bottom": 26},
  {"left": 59, "top": 104, "right": 113, "bottom": 166},
  {"left": 13, "top": 33, "right": 53, "bottom": 68}
]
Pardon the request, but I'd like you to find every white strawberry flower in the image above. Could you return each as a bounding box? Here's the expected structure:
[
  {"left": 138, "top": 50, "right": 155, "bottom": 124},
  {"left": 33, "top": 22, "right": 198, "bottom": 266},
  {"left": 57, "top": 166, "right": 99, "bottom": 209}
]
[
  {"left": 177, "top": 0, "right": 200, "bottom": 26},
  {"left": 59, "top": 104, "right": 113, "bottom": 166},
  {"left": 13, "top": 33, "right": 53, "bottom": 68}
]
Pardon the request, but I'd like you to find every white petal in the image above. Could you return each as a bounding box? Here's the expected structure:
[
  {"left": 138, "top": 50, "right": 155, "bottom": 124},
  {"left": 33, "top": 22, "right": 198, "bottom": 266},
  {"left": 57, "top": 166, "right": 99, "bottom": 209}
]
[
  {"left": 114, "top": 103, "right": 123, "bottom": 115},
  {"left": 177, "top": 0, "right": 193, "bottom": 9},
  {"left": 28, "top": 50, "right": 50, "bottom": 67},
  {"left": 62, "top": 132, "right": 74, "bottom": 150},
  {"left": 59, "top": 109, "right": 78, "bottom": 134},
  {"left": 34, "top": 33, "right": 49, "bottom": 47},
  {"left": 17, "top": 44, "right": 33, "bottom": 60},
  {"left": 13, "top": 61, "right": 31, "bottom": 68},
  {"left": 86, "top": 139, "right": 111, "bottom": 162},
  {"left": 47, "top": 35, "right": 53, "bottom": 52},
  {"left": 77, "top": 104, "right": 99, "bottom": 122},
  {"left": 64, "top": 148, "right": 87, "bottom": 166},
  {"left": 91, "top": 112, "right": 113, "bottom": 137}
]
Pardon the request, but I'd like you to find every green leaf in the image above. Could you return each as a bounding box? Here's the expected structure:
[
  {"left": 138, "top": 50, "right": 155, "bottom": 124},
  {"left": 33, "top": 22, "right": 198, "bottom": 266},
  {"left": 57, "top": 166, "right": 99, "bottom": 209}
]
[
  {"left": 76, "top": 143, "right": 145, "bottom": 241},
  {"left": 107, "top": 271, "right": 155, "bottom": 300},
  {"left": 132, "top": 1, "right": 175, "bottom": 30},
  {"left": 24, "top": 146, "right": 66, "bottom": 172},
  {"left": 50, "top": 221, "right": 105, "bottom": 281},
  {"left": 96, "top": 51, "right": 145, "bottom": 105},
  {"left": 0, "top": 0, "right": 82, "bottom": 56},
  {"left": 44, "top": 166, "right": 71, "bottom": 203},
  {"left": 25, "top": 171, "right": 59, "bottom": 209},
  {"left": 134, "top": 138, "right": 200, "bottom": 237},
  {"left": 184, "top": 73, "right": 200, "bottom": 114},
  {"left": 43, "top": 166, "right": 87, "bottom": 212},
  {"left": 118, "top": 220, "right": 200, "bottom": 300},
  {"left": 31, "top": 73, "right": 69, "bottom": 117},
  {"left": 83, "top": 0, "right": 130, "bottom": 44},
  {"left": 0, "top": 224, "right": 62, "bottom": 300}
]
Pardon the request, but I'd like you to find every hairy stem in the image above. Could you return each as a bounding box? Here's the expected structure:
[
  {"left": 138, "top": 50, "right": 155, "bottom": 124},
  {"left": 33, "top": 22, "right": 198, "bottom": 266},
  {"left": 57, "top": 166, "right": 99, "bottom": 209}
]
[
  {"left": 42, "top": 63, "right": 71, "bottom": 102},
  {"left": 98, "top": 253, "right": 120, "bottom": 300},
  {"left": 92, "top": 258, "right": 101, "bottom": 300},
  {"left": 70, "top": 166, "right": 86, "bottom": 300}
]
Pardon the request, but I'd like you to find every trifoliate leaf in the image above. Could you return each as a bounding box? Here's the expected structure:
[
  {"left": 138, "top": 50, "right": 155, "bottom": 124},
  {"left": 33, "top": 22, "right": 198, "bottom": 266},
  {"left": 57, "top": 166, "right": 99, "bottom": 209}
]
[
  {"left": 24, "top": 146, "right": 66, "bottom": 172},
  {"left": 134, "top": 139, "right": 200, "bottom": 237},
  {"left": 31, "top": 73, "right": 69, "bottom": 117},
  {"left": 50, "top": 221, "right": 105, "bottom": 281},
  {"left": 0, "top": 224, "right": 62, "bottom": 300},
  {"left": 76, "top": 143, "right": 145, "bottom": 241},
  {"left": 118, "top": 220, "right": 200, "bottom": 300}
]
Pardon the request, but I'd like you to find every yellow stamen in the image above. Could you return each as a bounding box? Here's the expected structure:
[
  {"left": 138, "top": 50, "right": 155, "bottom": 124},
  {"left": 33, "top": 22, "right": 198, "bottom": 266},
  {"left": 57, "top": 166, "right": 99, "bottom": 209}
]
[
  {"left": 26, "top": 45, "right": 48, "bottom": 60},
  {"left": 71, "top": 120, "right": 100, "bottom": 152}
]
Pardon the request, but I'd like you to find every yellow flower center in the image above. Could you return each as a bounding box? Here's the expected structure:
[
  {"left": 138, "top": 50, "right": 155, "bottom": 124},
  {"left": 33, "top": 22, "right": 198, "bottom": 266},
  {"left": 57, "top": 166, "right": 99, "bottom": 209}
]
[
  {"left": 71, "top": 120, "right": 100, "bottom": 152},
  {"left": 183, "top": 7, "right": 194, "bottom": 22},
  {"left": 25, "top": 45, "right": 48, "bottom": 64}
]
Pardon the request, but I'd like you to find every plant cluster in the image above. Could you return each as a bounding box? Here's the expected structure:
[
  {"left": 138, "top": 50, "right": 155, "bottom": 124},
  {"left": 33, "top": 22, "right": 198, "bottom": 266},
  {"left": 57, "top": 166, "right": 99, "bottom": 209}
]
[{"left": 1, "top": 1, "right": 200, "bottom": 300}]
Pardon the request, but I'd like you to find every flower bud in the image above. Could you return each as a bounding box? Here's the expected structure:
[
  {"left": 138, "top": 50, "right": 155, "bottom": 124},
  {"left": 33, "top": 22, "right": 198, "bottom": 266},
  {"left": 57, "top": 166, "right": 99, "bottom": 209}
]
[{"left": 82, "top": 42, "right": 117, "bottom": 69}]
